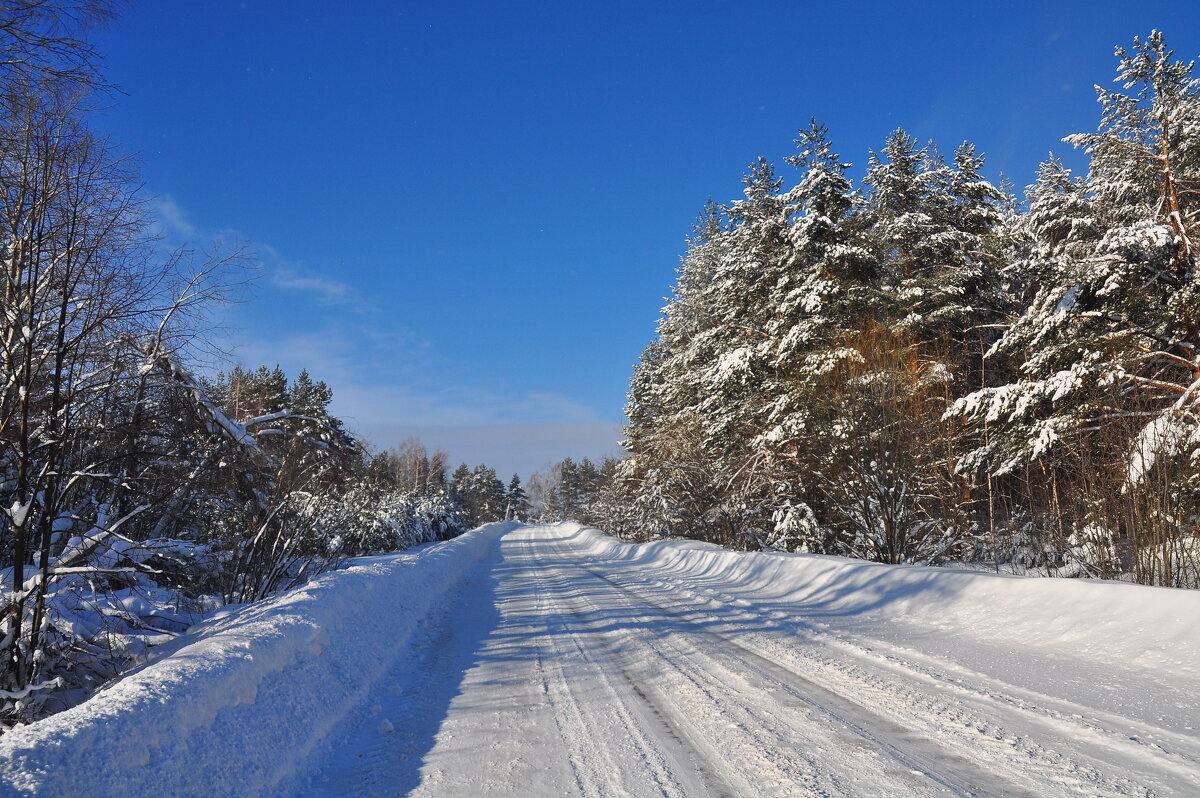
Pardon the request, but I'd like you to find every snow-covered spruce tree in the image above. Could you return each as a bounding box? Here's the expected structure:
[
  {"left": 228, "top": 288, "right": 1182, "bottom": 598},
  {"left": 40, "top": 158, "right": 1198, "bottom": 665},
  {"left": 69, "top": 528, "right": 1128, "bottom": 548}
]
[
  {"left": 554, "top": 457, "right": 581, "bottom": 519},
  {"left": 860, "top": 129, "right": 1015, "bottom": 556},
  {"left": 695, "top": 162, "right": 789, "bottom": 445},
  {"left": 613, "top": 204, "right": 739, "bottom": 542},
  {"left": 943, "top": 142, "right": 1010, "bottom": 345},
  {"left": 946, "top": 156, "right": 1092, "bottom": 568},
  {"left": 630, "top": 200, "right": 730, "bottom": 447},
  {"left": 449, "top": 462, "right": 471, "bottom": 504},
  {"left": 864, "top": 129, "right": 944, "bottom": 290},
  {"left": 950, "top": 32, "right": 1200, "bottom": 584},
  {"left": 467, "top": 464, "right": 506, "bottom": 525},
  {"left": 504, "top": 474, "right": 530, "bottom": 521},
  {"left": 607, "top": 341, "right": 671, "bottom": 539},
  {"left": 673, "top": 159, "right": 795, "bottom": 546},
  {"left": 447, "top": 461, "right": 507, "bottom": 527},
  {"left": 752, "top": 120, "right": 879, "bottom": 551},
  {"left": 863, "top": 130, "right": 1009, "bottom": 388}
]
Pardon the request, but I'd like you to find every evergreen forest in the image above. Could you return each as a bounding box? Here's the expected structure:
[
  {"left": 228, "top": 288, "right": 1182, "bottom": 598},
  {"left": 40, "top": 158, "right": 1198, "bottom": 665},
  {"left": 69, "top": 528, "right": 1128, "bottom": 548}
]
[{"left": 589, "top": 32, "right": 1200, "bottom": 590}]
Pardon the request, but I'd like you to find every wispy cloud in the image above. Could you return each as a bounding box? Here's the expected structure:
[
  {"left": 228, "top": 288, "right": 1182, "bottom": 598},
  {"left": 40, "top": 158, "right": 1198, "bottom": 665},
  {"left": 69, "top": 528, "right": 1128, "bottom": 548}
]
[
  {"left": 270, "top": 268, "right": 352, "bottom": 305},
  {"left": 229, "top": 323, "right": 606, "bottom": 429},
  {"left": 151, "top": 195, "right": 619, "bottom": 477},
  {"left": 148, "top": 196, "right": 378, "bottom": 314},
  {"left": 148, "top": 195, "right": 198, "bottom": 242}
]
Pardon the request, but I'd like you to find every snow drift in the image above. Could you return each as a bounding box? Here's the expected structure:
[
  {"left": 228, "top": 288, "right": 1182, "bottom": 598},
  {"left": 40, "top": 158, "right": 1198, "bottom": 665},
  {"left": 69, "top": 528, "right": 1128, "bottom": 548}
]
[
  {"left": 568, "top": 523, "right": 1198, "bottom": 679},
  {"left": 0, "top": 522, "right": 515, "bottom": 797}
]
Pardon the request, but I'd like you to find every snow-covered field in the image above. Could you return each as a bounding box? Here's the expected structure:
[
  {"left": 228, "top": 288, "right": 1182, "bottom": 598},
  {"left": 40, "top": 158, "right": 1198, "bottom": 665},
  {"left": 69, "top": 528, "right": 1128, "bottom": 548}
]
[{"left": 2, "top": 522, "right": 1198, "bottom": 796}]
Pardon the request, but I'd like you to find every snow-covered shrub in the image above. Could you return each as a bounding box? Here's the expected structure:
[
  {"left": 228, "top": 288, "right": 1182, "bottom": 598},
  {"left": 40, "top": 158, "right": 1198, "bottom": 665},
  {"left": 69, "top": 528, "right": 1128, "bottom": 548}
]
[
  {"left": 766, "top": 501, "right": 822, "bottom": 552},
  {"left": 827, "top": 461, "right": 960, "bottom": 565},
  {"left": 1060, "top": 523, "right": 1123, "bottom": 579},
  {"left": 340, "top": 485, "right": 467, "bottom": 555},
  {"left": 1, "top": 527, "right": 214, "bottom": 724}
]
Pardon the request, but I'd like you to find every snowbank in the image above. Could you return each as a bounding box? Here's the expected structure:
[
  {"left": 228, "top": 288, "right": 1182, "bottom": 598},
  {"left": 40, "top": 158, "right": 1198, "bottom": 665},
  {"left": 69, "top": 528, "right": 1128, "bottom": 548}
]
[
  {"left": 0, "top": 522, "right": 516, "bottom": 798},
  {"left": 4, "top": 521, "right": 1194, "bottom": 796},
  {"left": 567, "top": 523, "right": 1200, "bottom": 677}
]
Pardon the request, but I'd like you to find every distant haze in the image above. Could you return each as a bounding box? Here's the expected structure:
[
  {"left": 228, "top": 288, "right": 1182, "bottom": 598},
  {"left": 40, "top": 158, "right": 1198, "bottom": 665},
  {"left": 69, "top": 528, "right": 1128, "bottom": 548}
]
[{"left": 350, "top": 422, "right": 626, "bottom": 480}]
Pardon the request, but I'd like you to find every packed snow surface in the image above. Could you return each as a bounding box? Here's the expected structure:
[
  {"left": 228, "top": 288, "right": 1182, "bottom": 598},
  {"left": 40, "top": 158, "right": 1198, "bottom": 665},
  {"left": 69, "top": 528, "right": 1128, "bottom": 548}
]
[{"left": 2, "top": 522, "right": 1199, "bottom": 796}]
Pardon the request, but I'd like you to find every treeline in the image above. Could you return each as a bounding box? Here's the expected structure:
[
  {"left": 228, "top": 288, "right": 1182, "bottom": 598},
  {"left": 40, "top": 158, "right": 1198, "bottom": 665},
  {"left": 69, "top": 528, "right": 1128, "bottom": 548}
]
[
  {"left": 529, "top": 456, "right": 619, "bottom": 525},
  {"left": 593, "top": 33, "right": 1200, "bottom": 589},
  {"left": 366, "top": 438, "right": 532, "bottom": 527},
  {"left": 200, "top": 366, "right": 479, "bottom": 577}
]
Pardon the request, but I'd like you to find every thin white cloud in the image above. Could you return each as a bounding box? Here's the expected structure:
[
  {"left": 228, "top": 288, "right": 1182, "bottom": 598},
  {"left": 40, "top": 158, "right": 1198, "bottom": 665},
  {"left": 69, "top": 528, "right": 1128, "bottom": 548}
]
[
  {"left": 148, "top": 195, "right": 198, "bottom": 242},
  {"left": 148, "top": 194, "right": 377, "bottom": 315},
  {"left": 270, "top": 268, "right": 352, "bottom": 305},
  {"left": 228, "top": 324, "right": 608, "bottom": 432},
  {"left": 154, "top": 195, "right": 619, "bottom": 475}
]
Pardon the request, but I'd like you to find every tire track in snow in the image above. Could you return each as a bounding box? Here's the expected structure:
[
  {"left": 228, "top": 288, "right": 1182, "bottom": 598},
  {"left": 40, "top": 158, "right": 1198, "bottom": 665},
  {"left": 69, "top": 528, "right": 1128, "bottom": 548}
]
[
  {"left": 558, "top": 551, "right": 1033, "bottom": 798},
  {"left": 645, "top": 562, "right": 1197, "bottom": 796},
  {"left": 532, "top": 534, "right": 956, "bottom": 796},
  {"left": 527, "top": 542, "right": 740, "bottom": 798},
  {"left": 532, "top": 561, "right": 841, "bottom": 796},
  {"left": 798, "top": 630, "right": 1200, "bottom": 791},
  {"left": 291, "top": 524, "right": 1188, "bottom": 796}
]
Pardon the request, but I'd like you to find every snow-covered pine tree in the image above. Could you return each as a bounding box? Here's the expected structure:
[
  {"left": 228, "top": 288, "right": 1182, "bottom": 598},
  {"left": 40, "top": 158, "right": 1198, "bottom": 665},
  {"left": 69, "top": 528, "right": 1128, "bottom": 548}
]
[
  {"left": 450, "top": 462, "right": 472, "bottom": 510},
  {"left": 505, "top": 474, "right": 530, "bottom": 521},
  {"left": 950, "top": 32, "right": 1200, "bottom": 583},
  {"left": 695, "top": 159, "right": 790, "bottom": 450},
  {"left": 930, "top": 143, "right": 1008, "bottom": 361},
  {"left": 470, "top": 465, "right": 507, "bottom": 523},
  {"left": 288, "top": 369, "right": 333, "bottom": 418},
  {"left": 760, "top": 121, "right": 876, "bottom": 458},
  {"left": 669, "top": 158, "right": 798, "bottom": 545},
  {"left": 614, "top": 201, "right": 738, "bottom": 541},
  {"left": 554, "top": 458, "right": 580, "bottom": 519},
  {"left": 864, "top": 129, "right": 941, "bottom": 293},
  {"left": 954, "top": 32, "right": 1200, "bottom": 472},
  {"left": 748, "top": 120, "right": 878, "bottom": 550}
]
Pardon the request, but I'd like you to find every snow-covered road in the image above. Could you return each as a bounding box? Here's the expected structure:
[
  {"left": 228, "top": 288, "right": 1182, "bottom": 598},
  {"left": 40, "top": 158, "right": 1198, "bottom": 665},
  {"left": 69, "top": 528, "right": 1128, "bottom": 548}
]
[
  {"left": 297, "top": 524, "right": 1199, "bottom": 797},
  {"left": 3, "top": 522, "right": 1198, "bottom": 796}
]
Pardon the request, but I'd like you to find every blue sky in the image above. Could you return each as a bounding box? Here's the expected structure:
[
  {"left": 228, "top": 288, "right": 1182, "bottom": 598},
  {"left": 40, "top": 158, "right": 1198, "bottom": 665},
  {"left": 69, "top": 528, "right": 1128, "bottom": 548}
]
[{"left": 93, "top": 1, "right": 1200, "bottom": 479}]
